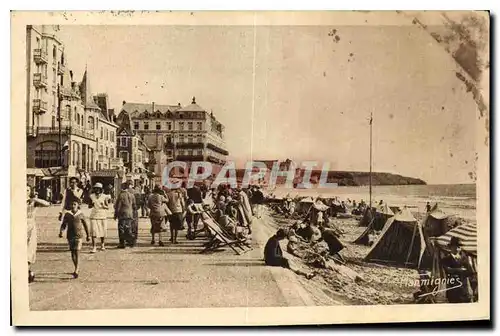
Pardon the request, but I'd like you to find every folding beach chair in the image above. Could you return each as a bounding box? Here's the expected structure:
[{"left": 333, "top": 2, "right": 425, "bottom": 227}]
[{"left": 198, "top": 209, "right": 252, "bottom": 255}]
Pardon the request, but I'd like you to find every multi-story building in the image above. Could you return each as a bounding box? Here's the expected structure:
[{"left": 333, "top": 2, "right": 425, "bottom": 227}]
[
  {"left": 92, "top": 93, "right": 119, "bottom": 170},
  {"left": 25, "top": 25, "right": 124, "bottom": 200},
  {"left": 25, "top": 25, "right": 64, "bottom": 131},
  {"left": 117, "top": 97, "right": 229, "bottom": 182},
  {"left": 115, "top": 109, "right": 154, "bottom": 187}
]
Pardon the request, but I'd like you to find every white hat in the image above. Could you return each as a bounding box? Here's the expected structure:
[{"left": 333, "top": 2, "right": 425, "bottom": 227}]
[{"left": 93, "top": 182, "right": 103, "bottom": 189}]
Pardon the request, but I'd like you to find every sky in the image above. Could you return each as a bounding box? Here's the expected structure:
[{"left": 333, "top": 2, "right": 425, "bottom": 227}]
[{"left": 56, "top": 13, "right": 480, "bottom": 185}]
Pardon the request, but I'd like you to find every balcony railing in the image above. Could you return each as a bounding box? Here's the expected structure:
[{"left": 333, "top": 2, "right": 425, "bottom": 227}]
[
  {"left": 206, "top": 142, "right": 229, "bottom": 156},
  {"left": 26, "top": 126, "right": 96, "bottom": 141},
  {"left": 32, "top": 99, "right": 48, "bottom": 114},
  {"left": 58, "top": 62, "right": 65, "bottom": 75},
  {"left": 33, "top": 73, "right": 48, "bottom": 88},
  {"left": 33, "top": 49, "right": 48, "bottom": 64},
  {"left": 175, "top": 155, "right": 204, "bottom": 162},
  {"left": 207, "top": 155, "right": 226, "bottom": 165},
  {"left": 176, "top": 142, "right": 204, "bottom": 149},
  {"left": 165, "top": 141, "right": 175, "bottom": 149}
]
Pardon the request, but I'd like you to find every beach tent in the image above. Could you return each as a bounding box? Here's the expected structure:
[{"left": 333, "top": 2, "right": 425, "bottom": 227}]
[
  {"left": 353, "top": 204, "right": 395, "bottom": 245},
  {"left": 312, "top": 200, "right": 329, "bottom": 212},
  {"left": 358, "top": 207, "right": 375, "bottom": 227},
  {"left": 297, "top": 196, "right": 315, "bottom": 214},
  {"left": 432, "top": 222, "right": 477, "bottom": 256},
  {"left": 421, "top": 204, "right": 456, "bottom": 238},
  {"left": 364, "top": 207, "right": 428, "bottom": 267}
]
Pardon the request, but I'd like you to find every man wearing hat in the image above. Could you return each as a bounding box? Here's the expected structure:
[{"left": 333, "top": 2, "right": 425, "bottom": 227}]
[
  {"left": 59, "top": 176, "right": 84, "bottom": 224},
  {"left": 88, "top": 182, "right": 111, "bottom": 253},
  {"left": 441, "top": 236, "right": 474, "bottom": 303},
  {"left": 114, "top": 182, "right": 137, "bottom": 248}
]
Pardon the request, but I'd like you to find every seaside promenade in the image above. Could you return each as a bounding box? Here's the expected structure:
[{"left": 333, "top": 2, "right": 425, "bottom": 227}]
[{"left": 28, "top": 205, "right": 333, "bottom": 310}]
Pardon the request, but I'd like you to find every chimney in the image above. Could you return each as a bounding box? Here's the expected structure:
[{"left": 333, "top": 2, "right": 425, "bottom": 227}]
[
  {"left": 192, "top": 96, "right": 196, "bottom": 104},
  {"left": 178, "top": 102, "right": 181, "bottom": 107},
  {"left": 152, "top": 102, "right": 155, "bottom": 112}
]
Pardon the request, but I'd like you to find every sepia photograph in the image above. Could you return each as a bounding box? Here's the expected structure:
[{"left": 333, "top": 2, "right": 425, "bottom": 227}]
[{"left": 11, "top": 10, "right": 490, "bottom": 325}]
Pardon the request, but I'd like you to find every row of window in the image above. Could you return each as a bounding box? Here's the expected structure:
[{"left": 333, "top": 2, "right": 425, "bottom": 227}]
[
  {"left": 133, "top": 121, "right": 203, "bottom": 131},
  {"left": 177, "top": 149, "right": 203, "bottom": 156},
  {"left": 118, "top": 137, "right": 139, "bottom": 147},
  {"left": 100, "top": 126, "right": 115, "bottom": 142},
  {"left": 99, "top": 145, "right": 115, "bottom": 158}
]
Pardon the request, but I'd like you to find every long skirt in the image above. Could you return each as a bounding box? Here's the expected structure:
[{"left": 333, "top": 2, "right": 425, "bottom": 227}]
[
  {"left": 150, "top": 216, "right": 164, "bottom": 234},
  {"left": 27, "top": 219, "right": 37, "bottom": 264},
  {"left": 90, "top": 218, "right": 107, "bottom": 238}
]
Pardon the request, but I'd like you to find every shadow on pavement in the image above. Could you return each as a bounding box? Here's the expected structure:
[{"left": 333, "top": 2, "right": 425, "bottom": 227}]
[{"left": 205, "top": 262, "right": 265, "bottom": 267}]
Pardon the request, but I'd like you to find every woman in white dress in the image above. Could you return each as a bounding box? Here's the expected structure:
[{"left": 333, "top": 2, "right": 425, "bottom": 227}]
[
  {"left": 88, "top": 183, "right": 111, "bottom": 253},
  {"left": 27, "top": 185, "right": 50, "bottom": 283}
]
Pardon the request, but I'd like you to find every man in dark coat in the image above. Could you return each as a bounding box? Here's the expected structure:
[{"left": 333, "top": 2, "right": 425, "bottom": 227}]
[
  {"left": 114, "top": 182, "right": 137, "bottom": 248},
  {"left": 441, "top": 236, "right": 474, "bottom": 303}
]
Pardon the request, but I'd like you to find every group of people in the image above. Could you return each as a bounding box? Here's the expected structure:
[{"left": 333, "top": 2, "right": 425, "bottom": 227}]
[{"left": 27, "top": 176, "right": 272, "bottom": 281}]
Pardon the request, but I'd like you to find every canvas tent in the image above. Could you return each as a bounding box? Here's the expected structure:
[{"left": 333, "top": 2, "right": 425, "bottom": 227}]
[
  {"left": 364, "top": 207, "right": 428, "bottom": 267},
  {"left": 421, "top": 204, "right": 456, "bottom": 238},
  {"left": 358, "top": 207, "right": 375, "bottom": 227},
  {"left": 432, "top": 222, "right": 477, "bottom": 256},
  {"left": 353, "top": 204, "right": 395, "bottom": 245},
  {"left": 297, "top": 196, "right": 314, "bottom": 214}
]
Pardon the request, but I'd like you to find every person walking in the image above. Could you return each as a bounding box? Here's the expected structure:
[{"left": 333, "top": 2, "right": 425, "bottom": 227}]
[
  {"left": 59, "top": 177, "right": 84, "bottom": 223},
  {"left": 131, "top": 184, "right": 143, "bottom": 242},
  {"left": 251, "top": 186, "right": 265, "bottom": 219},
  {"left": 27, "top": 185, "right": 50, "bottom": 283},
  {"left": 88, "top": 182, "right": 111, "bottom": 253},
  {"left": 59, "top": 200, "right": 90, "bottom": 278},
  {"left": 166, "top": 184, "right": 186, "bottom": 244},
  {"left": 142, "top": 185, "right": 151, "bottom": 218},
  {"left": 147, "top": 185, "right": 169, "bottom": 246},
  {"left": 114, "top": 182, "right": 137, "bottom": 248},
  {"left": 45, "top": 185, "right": 52, "bottom": 204}
]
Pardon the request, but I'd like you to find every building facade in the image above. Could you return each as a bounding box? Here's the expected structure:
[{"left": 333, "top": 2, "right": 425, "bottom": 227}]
[
  {"left": 117, "top": 97, "right": 229, "bottom": 182},
  {"left": 92, "top": 93, "right": 119, "bottom": 170},
  {"left": 115, "top": 109, "right": 155, "bottom": 187},
  {"left": 25, "top": 25, "right": 124, "bottom": 200}
]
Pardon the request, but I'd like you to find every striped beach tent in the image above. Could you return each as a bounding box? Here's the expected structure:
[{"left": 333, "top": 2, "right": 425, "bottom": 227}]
[{"left": 433, "top": 222, "right": 477, "bottom": 256}]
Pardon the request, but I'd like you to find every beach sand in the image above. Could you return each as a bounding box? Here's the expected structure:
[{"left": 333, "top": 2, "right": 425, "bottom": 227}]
[{"left": 264, "top": 208, "right": 431, "bottom": 305}]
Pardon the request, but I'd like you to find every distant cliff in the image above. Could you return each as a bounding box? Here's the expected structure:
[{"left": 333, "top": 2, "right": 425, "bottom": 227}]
[
  {"left": 234, "top": 169, "right": 426, "bottom": 186},
  {"left": 316, "top": 171, "right": 427, "bottom": 187}
]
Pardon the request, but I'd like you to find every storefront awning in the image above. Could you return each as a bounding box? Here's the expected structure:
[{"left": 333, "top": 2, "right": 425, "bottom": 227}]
[
  {"left": 91, "top": 170, "right": 120, "bottom": 178},
  {"left": 26, "top": 168, "right": 45, "bottom": 177}
]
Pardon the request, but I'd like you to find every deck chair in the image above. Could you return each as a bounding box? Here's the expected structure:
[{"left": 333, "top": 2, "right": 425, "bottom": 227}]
[{"left": 198, "top": 210, "right": 252, "bottom": 255}]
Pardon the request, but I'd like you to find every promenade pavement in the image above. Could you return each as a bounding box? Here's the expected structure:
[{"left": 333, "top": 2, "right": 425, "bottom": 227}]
[{"left": 28, "top": 205, "right": 326, "bottom": 310}]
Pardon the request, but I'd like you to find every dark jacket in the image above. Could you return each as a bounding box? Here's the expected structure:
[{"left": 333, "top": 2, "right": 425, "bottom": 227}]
[
  {"left": 187, "top": 186, "right": 203, "bottom": 204},
  {"left": 252, "top": 190, "right": 265, "bottom": 204}
]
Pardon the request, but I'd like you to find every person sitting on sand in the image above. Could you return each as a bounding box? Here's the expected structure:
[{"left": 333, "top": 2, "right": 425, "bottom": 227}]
[
  {"left": 287, "top": 221, "right": 307, "bottom": 257},
  {"left": 309, "top": 223, "right": 322, "bottom": 244},
  {"left": 264, "top": 229, "right": 316, "bottom": 280},
  {"left": 318, "top": 226, "right": 346, "bottom": 263}
]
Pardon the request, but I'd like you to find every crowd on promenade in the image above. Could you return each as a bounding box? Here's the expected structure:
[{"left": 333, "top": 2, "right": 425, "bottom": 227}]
[{"left": 26, "top": 176, "right": 267, "bottom": 280}]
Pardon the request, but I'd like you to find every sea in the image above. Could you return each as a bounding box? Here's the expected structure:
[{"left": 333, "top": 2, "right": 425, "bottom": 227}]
[{"left": 272, "top": 184, "right": 477, "bottom": 222}]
